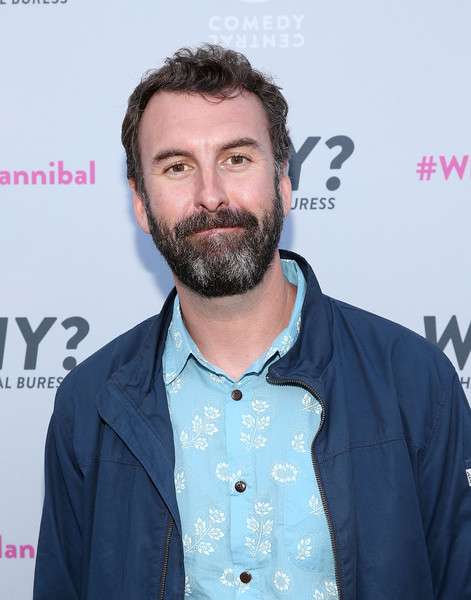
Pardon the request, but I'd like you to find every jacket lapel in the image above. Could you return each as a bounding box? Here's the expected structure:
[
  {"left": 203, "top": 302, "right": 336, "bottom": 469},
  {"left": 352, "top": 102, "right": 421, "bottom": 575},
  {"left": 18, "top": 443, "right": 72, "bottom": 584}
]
[
  {"left": 95, "top": 289, "right": 182, "bottom": 534},
  {"left": 96, "top": 376, "right": 182, "bottom": 535}
]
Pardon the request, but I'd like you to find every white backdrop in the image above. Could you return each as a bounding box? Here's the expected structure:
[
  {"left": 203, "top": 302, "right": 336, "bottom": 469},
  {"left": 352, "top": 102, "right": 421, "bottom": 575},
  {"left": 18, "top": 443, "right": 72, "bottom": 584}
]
[{"left": 1, "top": 1, "right": 470, "bottom": 597}]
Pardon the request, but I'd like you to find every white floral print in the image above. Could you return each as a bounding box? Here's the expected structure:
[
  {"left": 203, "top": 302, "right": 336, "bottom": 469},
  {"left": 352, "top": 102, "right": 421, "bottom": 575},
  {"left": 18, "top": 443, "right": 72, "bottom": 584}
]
[
  {"left": 219, "top": 568, "right": 250, "bottom": 592},
  {"left": 309, "top": 493, "right": 323, "bottom": 515},
  {"left": 215, "top": 462, "right": 243, "bottom": 486},
  {"left": 291, "top": 432, "right": 307, "bottom": 453},
  {"left": 245, "top": 501, "right": 274, "bottom": 557},
  {"left": 184, "top": 575, "right": 191, "bottom": 596},
  {"left": 254, "top": 501, "right": 272, "bottom": 516},
  {"left": 240, "top": 398, "right": 271, "bottom": 449},
  {"left": 273, "top": 570, "right": 291, "bottom": 592},
  {"left": 252, "top": 398, "right": 269, "bottom": 413},
  {"left": 296, "top": 536, "right": 312, "bottom": 560},
  {"left": 313, "top": 580, "right": 338, "bottom": 599},
  {"left": 209, "top": 372, "right": 225, "bottom": 385},
  {"left": 324, "top": 580, "right": 338, "bottom": 596},
  {"left": 302, "top": 392, "right": 322, "bottom": 414},
  {"left": 271, "top": 463, "right": 298, "bottom": 483},
  {"left": 175, "top": 469, "right": 185, "bottom": 494},
  {"left": 220, "top": 568, "right": 235, "bottom": 587},
  {"left": 183, "top": 507, "right": 225, "bottom": 555},
  {"left": 169, "top": 376, "right": 184, "bottom": 395},
  {"left": 279, "top": 333, "right": 293, "bottom": 356},
  {"left": 264, "top": 328, "right": 295, "bottom": 360},
  {"left": 180, "top": 405, "right": 221, "bottom": 450},
  {"left": 172, "top": 328, "right": 183, "bottom": 350}
]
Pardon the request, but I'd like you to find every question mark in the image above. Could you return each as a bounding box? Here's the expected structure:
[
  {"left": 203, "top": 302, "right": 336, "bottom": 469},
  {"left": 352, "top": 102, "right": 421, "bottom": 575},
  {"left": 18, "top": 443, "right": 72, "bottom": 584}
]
[
  {"left": 61, "top": 317, "right": 90, "bottom": 370},
  {"left": 325, "top": 135, "right": 355, "bottom": 191}
]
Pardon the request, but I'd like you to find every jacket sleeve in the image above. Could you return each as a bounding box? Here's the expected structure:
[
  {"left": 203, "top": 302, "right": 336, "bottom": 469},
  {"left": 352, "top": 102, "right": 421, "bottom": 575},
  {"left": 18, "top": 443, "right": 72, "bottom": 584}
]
[
  {"left": 33, "top": 397, "right": 83, "bottom": 600},
  {"left": 419, "top": 372, "right": 471, "bottom": 599}
]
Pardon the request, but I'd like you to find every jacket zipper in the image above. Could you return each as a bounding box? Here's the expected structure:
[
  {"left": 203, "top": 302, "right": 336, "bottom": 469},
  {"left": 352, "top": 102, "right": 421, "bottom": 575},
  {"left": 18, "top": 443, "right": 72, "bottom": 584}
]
[
  {"left": 266, "top": 375, "right": 344, "bottom": 600},
  {"left": 159, "top": 517, "right": 174, "bottom": 600}
]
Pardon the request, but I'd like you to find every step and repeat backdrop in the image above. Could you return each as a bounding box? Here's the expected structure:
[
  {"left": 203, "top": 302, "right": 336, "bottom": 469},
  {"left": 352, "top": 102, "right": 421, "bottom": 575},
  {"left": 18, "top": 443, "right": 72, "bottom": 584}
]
[{"left": 1, "top": 1, "right": 470, "bottom": 597}]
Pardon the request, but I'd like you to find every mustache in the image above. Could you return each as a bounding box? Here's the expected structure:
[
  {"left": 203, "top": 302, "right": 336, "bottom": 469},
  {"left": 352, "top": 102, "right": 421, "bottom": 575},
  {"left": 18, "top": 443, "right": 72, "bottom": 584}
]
[{"left": 174, "top": 208, "right": 259, "bottom": 239}]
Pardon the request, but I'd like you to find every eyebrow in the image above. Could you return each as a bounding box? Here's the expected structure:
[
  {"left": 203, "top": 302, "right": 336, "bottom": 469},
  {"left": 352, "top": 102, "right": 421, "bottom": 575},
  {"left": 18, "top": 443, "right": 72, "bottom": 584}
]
[{"left": 151, "top": 137, "right": 262, "bottom": 165}]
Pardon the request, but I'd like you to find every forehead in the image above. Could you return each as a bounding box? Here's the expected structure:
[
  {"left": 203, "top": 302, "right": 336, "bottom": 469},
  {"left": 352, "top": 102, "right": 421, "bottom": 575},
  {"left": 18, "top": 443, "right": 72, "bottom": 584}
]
[{"left": 138, "top": 90, "right": 271, "bottom": 153}]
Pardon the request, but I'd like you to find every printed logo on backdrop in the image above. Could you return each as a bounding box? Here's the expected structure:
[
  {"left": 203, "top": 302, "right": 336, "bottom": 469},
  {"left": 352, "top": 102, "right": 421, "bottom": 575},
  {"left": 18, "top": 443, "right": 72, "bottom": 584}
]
[
  {"left": 208, "top": 0, "right": 304, "bottom": 49},
  {"left": 424, "top": 316, "right": 471, "bottom": 392},
  {"left": 0, "top": 534, "right": 35, "bottom": 560},
  {"left": 0, "top": 0, "right": 67, "bottom": 5},
  {"left": 0, "top": 317, "right": 90, "bottom": 391},
  {"left": 416, "top": 154, "right": 471, "bottom": 182},
  {"left": 0, "top": 161, "right": 95, "bottom": 186},
  {"left": 289, "top": 135, "right": 355, "bottom": 211}
]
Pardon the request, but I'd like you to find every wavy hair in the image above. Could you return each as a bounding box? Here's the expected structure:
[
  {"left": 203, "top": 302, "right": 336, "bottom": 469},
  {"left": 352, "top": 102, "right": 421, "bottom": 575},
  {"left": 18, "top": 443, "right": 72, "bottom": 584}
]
[{"left": 121, "top": 44, "right": 291, "bottom": 196}]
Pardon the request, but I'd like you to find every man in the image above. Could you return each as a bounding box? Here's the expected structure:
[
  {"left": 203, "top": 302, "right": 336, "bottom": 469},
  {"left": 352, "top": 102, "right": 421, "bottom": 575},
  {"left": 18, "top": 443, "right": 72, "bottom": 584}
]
[{"left": 34, "top": 45, "right": 471, "bottom": 600}]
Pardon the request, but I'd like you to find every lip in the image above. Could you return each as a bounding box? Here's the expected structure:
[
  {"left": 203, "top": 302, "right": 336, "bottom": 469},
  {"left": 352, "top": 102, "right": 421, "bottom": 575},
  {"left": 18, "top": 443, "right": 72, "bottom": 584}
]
[{"left": 193, "top": 226, "right": 242, "bottom": 236}]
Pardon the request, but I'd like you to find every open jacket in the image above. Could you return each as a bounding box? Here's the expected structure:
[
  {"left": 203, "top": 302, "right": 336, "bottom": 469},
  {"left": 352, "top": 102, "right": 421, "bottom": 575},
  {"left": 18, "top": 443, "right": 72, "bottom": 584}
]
[{"left": 33, "top": 250, "right": 471, "bottom": 600}]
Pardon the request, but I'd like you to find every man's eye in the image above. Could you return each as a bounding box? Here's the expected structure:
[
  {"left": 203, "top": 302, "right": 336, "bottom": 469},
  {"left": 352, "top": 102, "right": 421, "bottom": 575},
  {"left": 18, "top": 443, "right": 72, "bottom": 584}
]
[
  {"left": 227, "top": 155, "right": 249, "bottom": 166},
  {"left": 166, "top": 163, "right": 189, "bottom": 175}
]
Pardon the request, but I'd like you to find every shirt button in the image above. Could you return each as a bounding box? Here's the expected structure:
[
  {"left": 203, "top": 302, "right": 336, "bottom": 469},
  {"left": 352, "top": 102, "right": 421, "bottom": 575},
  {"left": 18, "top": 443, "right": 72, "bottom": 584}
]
[
  {"left": 239, "top": 571, "right": 252, "bottom": 584},
  {"left": 234, "top": 480, "right": 247, "bottom": 493},
  {"left": 231, "top": 389, "right": 243, "bottom": 401}
]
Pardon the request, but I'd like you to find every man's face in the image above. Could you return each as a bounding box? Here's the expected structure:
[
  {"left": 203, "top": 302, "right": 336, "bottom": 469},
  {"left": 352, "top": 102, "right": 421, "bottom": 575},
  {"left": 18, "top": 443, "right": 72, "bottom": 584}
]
[{"left": 131, "top": 90, "right": 292, "bottom": 297}]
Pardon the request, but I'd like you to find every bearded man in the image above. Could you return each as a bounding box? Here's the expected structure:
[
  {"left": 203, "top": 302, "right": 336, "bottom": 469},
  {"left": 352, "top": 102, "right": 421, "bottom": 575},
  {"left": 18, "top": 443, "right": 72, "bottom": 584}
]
[{"left": 34, "top": 45, "right": 471, "bottom": 600}]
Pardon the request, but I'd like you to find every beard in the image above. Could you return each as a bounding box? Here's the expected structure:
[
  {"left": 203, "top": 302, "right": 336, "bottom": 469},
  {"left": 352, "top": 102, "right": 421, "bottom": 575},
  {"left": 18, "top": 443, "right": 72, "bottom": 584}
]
[{"left": 142, "top": 180, "right": 284, "bottom": 298}]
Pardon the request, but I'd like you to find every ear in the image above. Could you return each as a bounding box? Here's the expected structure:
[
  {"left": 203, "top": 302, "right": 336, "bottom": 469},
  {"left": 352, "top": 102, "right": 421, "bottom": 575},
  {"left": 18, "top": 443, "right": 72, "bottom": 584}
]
[
  {"left": 129, "top": 178, "right": 151, "bottom": 234},
  {"left": 279, "top": 164, "right": 292, "bottom": 217}
]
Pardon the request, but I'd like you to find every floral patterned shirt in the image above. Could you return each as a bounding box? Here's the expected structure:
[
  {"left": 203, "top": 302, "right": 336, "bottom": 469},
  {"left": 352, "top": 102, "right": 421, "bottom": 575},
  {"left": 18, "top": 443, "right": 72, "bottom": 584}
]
[{"left": 163, "top": 259, "right": 338, "bottom": 599}]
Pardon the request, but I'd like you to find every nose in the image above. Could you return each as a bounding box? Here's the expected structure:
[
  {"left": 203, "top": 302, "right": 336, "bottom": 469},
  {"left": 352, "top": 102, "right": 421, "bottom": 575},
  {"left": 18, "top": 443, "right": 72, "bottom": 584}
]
[{"left": 194, "top": 166, "right": 229, "bottom": 212}]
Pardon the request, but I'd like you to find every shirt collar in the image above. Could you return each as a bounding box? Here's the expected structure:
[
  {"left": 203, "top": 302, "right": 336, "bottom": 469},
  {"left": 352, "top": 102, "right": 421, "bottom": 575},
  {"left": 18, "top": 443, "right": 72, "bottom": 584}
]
[
  {"left": 162, "top": 258, "right": 306, "bottom": 384},
  {"left": 162, "top": 298, "right": 195, "bottom": 385}
]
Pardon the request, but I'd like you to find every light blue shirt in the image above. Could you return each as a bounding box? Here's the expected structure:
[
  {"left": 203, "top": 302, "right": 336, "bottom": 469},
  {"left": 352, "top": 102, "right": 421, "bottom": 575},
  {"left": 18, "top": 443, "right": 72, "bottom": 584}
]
[{"left": 163, "top": 259, "right": 338, "bottom": 599}]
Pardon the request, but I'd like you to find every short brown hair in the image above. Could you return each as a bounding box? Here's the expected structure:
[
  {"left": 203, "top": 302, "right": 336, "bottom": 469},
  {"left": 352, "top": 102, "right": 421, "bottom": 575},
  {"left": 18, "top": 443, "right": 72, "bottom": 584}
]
[{"left": 121, "top": 44, "right": 291, "bottom": 196}]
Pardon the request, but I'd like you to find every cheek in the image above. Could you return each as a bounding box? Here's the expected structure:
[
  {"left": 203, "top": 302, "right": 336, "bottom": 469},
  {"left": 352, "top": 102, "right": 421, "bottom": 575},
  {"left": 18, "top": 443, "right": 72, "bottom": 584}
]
[
  {"left": 144, "top": 184, "right": 194, "bottom": 229},
  {"left": 227, "top": 174, "right": 275, "bottom": 210}
]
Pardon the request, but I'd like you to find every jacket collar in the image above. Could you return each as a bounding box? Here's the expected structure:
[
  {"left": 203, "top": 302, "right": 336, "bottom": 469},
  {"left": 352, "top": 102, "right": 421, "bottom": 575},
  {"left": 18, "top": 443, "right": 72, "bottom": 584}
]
[
  {"left": 111, "top": 248, "right": 333, "bottom": 395},
  {"left": 163, "top": 256, "right": 308, "bottom": 385},
  {"left": 268, "top": 249, "right": 333, "bottom": 386}
]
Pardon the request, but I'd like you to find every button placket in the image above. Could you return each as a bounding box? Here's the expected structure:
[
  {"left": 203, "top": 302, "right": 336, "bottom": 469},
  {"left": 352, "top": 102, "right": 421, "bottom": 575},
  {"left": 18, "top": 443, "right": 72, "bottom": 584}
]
[
  {"left": 231, "top": 390, "right": 247, "bottom": 495},
  {"left": 225, "top": 381, "right": 252, "bottom": 565}
]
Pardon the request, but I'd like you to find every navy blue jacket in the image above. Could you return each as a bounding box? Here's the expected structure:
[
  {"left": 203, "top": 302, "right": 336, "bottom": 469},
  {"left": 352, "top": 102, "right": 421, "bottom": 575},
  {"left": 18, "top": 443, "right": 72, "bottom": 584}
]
[{"left": 33, "top": 250, "right": 471, "bottom": 599}]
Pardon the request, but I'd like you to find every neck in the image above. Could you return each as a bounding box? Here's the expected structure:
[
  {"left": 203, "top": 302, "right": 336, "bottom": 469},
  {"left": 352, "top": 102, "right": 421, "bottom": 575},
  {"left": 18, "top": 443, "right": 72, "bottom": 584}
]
[{"left": 175, "top": 254, "right": 296, "bottom": 380}]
